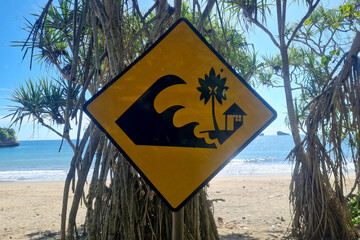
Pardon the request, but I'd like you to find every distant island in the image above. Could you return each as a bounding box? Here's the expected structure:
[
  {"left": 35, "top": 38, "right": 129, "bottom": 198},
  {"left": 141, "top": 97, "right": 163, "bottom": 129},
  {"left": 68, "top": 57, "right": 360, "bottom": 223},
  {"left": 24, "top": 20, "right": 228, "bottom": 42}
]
[
  {"left": 0, "top": 127, "right": 19, "bottom": 147},
  {"left": 277, "top": 131, "right": 290, "bottom": 136}
]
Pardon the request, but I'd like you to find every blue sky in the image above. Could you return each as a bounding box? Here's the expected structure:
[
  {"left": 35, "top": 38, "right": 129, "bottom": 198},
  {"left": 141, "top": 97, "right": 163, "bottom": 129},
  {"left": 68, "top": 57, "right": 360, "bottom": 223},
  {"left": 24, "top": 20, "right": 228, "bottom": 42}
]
[
  {"left": 1, "top": 0, "right": 337, "bottom": 140},
  {"left": 0, "top": 0, "right": 53, "bottom": 140}
]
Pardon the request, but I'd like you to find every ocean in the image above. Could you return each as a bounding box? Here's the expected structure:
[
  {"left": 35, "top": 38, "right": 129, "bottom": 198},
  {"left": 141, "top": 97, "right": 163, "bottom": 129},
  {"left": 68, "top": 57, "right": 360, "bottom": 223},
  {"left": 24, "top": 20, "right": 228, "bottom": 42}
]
[{"left": 0, "top": 135, "right": 297, "bottom": 182}]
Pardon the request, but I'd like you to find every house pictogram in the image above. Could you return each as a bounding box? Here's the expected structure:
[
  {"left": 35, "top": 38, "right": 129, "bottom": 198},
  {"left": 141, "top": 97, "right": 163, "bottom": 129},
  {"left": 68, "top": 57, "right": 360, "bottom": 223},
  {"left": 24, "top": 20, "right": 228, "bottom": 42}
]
[{"left": 223, "top": 103, "right": 247, "bottom": 131}]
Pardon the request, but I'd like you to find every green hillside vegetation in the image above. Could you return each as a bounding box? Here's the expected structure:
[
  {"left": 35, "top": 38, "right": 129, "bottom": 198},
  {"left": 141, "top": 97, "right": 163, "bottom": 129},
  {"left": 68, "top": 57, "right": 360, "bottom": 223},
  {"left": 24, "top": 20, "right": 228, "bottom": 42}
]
[{"left": 0, "top": 127, "right": 19, "bottom": 146}]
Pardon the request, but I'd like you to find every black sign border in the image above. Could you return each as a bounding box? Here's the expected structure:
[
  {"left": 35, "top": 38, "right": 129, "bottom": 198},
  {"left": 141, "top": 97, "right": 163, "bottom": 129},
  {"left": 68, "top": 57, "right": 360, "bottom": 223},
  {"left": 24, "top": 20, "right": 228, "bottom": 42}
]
[{"left": 84, "top": 18, "right": 277, "bottom": 212}]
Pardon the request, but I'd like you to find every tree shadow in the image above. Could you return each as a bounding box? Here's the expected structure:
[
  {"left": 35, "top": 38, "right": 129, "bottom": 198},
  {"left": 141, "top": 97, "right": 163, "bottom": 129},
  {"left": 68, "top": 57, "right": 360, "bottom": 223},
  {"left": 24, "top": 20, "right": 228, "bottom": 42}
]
[
  {"left": 220, "top": 233, "right": 259, "bottom": 240},
  {"left": 26, "top": 230, "right": 60, "bottom": 240},
  {"left": 26, "top": 227, "right": 86, "bottom": 240}
]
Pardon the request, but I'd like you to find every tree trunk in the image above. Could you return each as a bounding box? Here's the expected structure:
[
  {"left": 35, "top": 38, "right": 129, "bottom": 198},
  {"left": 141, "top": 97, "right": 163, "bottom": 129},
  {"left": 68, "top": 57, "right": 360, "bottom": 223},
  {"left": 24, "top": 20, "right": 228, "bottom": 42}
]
[
  {"left": 285, "top": 7, "right": 360, "bottom": 240},
  {"left": 270, "top": 1, "right": 358, "bottom": 239},
  {"left": 67, "top": 127, "right": 103, "bottom": 238},
  {"left": 61, "top": 125, "right": 91, "bottom": 240}
]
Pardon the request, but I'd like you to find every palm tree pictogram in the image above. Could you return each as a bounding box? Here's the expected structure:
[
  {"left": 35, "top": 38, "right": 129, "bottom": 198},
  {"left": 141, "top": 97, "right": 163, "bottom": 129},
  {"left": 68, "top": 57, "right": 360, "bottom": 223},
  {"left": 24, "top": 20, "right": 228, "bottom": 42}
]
[{"left": 197, "top": 67, "right": 229, "bottom": 132}]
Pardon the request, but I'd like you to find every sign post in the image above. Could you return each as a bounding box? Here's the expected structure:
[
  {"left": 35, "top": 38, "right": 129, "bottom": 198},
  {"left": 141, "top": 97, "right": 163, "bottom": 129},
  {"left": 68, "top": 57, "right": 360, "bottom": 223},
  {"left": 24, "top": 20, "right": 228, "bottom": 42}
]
[
  {"left": 83, "top": 18, "right": 277, "bottom": 212},
  {"left": 172, "top": 207, "right": 184, "bottom": 240}
]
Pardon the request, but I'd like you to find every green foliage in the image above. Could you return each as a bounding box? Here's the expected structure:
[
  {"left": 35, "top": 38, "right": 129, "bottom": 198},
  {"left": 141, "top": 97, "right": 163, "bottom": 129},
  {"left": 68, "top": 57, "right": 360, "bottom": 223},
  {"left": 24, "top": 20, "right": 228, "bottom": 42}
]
[
  {"left": 224, "top": 0, "right": 270, "bottom": 26},
  {"left": 338, "top": 0, "right": 360, "bottom": 30},
  {"left": 291, "top": 1, "right": 360, "bottom": 133},
  {"left": 0, "top": 127, "right": 17, "bottom": 141},
  {"left": 12, "top": 0, "right": 83, "bottom": 75},
  {"left": 7, "top": 128, "right": 16, "bottom": 137},
  {"left": 349, "top": 195, "right": 360, "bottom": 225},
  {"left": 257, "top": 2, "right": 360, "bottom": 131},
  {"left": 6, "top": 77, "right": 80, "bottom": 127},
  {"left": 180, "top": 1, "right": 259, "bottom": 82}
]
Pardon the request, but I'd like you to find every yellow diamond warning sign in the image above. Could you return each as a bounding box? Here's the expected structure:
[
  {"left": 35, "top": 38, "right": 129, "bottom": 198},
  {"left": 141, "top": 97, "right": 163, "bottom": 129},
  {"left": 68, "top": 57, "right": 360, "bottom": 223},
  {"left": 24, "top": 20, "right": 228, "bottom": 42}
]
[{"left": 84, "top": 18, "right": 276, "bottom": 211}]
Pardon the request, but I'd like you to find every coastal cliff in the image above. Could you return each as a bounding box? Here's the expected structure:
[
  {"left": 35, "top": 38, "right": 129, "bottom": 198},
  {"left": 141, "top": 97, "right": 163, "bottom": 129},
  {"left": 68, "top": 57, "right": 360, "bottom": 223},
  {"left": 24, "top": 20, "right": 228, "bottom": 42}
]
[
  {"left": 0, "top": 138, "right": 20, "bottom": 147},
  {"left": 0, "top": 128, "right": 19, "bottom": 147},
  {"left": 277, "top": 131, "right": 290, "bottom": 136}
]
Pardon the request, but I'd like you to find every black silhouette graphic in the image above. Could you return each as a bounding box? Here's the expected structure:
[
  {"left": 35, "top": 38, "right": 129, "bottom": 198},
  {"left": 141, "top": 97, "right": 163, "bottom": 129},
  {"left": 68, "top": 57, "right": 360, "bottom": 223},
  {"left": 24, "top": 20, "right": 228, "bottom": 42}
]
[
  {"left": 116, "top": 68, "right": 246, "bottom": 148},
  {"left": 116, "top": 75, "right": 216, "bottom": 148},
  {"left": 198, "top": 68, "right": 246, "bottom": 145},
  {"left": 197, "top": 68, "right": 229, "bottom": 131},
  {"left": 223, "top": 103, "right": 246, "bottom": 131}
]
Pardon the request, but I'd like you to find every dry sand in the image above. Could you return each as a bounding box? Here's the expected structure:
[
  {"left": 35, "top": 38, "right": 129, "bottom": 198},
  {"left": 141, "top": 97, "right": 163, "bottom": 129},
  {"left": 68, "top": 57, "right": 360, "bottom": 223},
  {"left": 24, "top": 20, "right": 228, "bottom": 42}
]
[
  {"left": 0, "top": 175, "right": 355, "bottom": 239},
  {"left": 207, "top": 175, "right": 291, "bottom": 240},
  {"left": 0, "top": 181, "right": 87, "bottom": 240}
]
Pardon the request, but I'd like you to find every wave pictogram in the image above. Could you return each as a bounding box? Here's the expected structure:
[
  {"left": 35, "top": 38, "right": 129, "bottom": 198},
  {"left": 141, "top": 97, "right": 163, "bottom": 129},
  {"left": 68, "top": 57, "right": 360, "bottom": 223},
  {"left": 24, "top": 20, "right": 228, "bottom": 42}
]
[{"left": 116, "top": 75, "right": 216, "bottom": 148}]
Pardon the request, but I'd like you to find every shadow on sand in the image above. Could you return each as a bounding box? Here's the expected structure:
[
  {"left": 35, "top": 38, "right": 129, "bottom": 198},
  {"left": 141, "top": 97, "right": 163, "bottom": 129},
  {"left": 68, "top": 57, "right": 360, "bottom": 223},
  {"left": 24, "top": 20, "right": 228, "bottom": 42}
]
[
  {"left": 26, "top": 231, "right": 60, "bottom": 240},
  {"left": 220, "top": 233, "right": 259, "bottom": 240}
]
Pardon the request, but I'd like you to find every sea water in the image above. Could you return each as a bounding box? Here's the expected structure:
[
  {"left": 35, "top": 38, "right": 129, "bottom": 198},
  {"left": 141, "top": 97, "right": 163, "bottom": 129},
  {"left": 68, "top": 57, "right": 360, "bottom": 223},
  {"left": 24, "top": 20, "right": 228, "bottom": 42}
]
[
  {"left": 0, "top": 135, "right": 325, "bottom": 182},
  {"left": 0, "top": 140, "right": 76, "bottom": 182},
  {"left": 218, "top": 135, "right": 294, "bottom": 176}
]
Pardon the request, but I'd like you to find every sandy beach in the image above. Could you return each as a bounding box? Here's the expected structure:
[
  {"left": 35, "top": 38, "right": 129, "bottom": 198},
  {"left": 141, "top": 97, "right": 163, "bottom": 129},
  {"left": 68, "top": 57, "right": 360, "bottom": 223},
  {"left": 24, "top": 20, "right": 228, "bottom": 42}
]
[
  {"left": 0, "top": 181, "right": 87, "bottom": 240},
  {"left": 1, "top": 175, "right": 353, "bottom": 240},
  {"left": 207, "top": 175, "right": 291, "bottom": 240}
]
